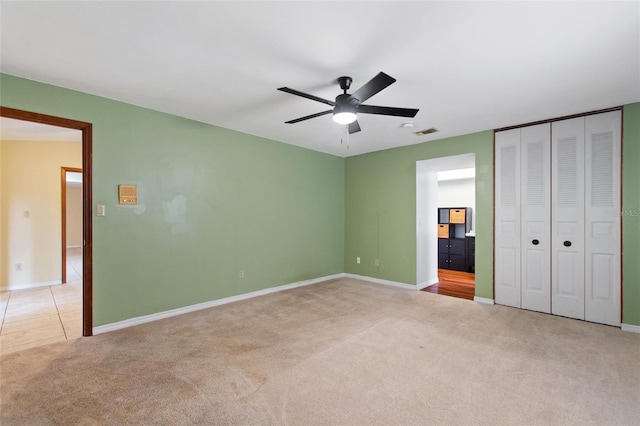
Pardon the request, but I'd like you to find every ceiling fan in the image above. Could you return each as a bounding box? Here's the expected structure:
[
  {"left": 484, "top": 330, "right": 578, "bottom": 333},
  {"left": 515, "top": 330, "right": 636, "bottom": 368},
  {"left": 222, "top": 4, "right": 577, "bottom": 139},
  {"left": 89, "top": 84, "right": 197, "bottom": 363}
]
[{"left": 278, "top": 72, "right": 419, "bottom": 134}]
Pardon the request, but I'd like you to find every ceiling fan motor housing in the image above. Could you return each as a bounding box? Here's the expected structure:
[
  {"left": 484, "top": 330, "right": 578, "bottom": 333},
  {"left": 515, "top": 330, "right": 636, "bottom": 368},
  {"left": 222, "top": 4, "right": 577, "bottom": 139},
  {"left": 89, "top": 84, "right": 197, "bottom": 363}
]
[
  {"left": 335, "top": 93, "right": 358, "bottom": 106},
  {"left": 333, "top": 102, "right": 356, "bottom": 114}
]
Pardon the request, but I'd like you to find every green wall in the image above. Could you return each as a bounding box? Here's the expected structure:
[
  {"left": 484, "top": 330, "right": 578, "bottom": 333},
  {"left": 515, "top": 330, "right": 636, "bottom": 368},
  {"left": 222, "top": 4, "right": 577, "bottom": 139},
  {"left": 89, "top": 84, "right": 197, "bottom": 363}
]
[
  {"left": 2, "top": 73, "right": 638, "bottom": 327},
  {"left": 622, "top": 103, "right": 640, "bottom": 326},
  {"left": 345, "top": 131, "right": 494, "bottom": 298},
  {"left": 0, "top": 74, "right": 345, "bottom": 326}
]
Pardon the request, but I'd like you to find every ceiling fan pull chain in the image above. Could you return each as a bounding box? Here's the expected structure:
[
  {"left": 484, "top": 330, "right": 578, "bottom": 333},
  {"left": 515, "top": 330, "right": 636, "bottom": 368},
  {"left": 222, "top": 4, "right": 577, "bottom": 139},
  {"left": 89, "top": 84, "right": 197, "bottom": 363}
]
[{"left": 346, "top": 125, "right": 350, "bottom": 150}]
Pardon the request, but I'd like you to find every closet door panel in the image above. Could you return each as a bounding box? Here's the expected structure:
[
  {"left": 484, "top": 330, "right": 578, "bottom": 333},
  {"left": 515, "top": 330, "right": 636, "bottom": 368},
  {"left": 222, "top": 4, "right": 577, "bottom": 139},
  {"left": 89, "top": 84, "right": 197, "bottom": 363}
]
[
  {"left": 584, "top": 111, "right": 621, "bottom": 326},
  {"left": 551, "top": 117, "right": 585, "bottom": 320},
  {"left": 521, "top": 124, "right": 551, "bottom": 313},
  {"left": 495, "top": 129, "right": 521, "bottom": 307}
]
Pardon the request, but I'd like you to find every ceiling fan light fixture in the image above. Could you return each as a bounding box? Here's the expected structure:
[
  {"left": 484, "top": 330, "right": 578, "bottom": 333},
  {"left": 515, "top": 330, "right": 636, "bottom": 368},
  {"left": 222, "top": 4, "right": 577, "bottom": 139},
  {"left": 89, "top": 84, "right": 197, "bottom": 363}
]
[
  {"left": 333, "top": 103, "right": 357, "bottom": 124},
  {"left": 333, "top": 111, "right": 357, "bottom": 124}
]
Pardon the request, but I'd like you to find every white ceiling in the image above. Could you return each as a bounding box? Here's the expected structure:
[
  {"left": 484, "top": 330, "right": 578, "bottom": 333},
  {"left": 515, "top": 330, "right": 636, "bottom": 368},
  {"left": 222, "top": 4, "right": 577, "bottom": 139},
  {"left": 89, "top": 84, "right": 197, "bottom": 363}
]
[
  {"left": 0, "top": 117, "right": 81, "bottom": 142},
  {"left": 1, "top": 1, "right": 638, "bottom": 157}
]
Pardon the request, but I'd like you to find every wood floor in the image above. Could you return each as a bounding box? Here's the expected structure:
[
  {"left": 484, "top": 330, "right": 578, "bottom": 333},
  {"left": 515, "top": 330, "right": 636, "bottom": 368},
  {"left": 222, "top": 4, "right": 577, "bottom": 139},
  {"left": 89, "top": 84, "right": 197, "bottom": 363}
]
[{"left": 422, "top": 269, "right": 475, "bottom": 300}]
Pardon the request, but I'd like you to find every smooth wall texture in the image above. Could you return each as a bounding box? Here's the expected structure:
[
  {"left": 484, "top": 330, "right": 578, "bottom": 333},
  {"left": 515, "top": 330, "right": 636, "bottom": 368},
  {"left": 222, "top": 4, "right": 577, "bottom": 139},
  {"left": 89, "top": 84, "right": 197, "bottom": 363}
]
[
  {"left": 2, "top": 73, "right": 638, "bottom": 328},
  {"left": 345, "top": 131, "right": 494, "bottom": 298},
  {"left": 0, "top": 74, "right": 345, "bottom": 326},
  {"left": 1, "top": 140, "right": 82, "bottom": 288},
  {"left": 622, "top": 103, "right": 640, "bottom": 326},
  {"left": 66, "top": 185, "right": 83, "bottom": 247}
]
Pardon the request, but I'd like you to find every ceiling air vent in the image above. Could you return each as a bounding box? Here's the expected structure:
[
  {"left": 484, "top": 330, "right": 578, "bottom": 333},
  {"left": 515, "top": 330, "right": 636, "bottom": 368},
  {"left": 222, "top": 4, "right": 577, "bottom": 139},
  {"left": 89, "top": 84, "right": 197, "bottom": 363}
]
[{"left": 414, "top": 127, "right": 438, "bottom": 136}]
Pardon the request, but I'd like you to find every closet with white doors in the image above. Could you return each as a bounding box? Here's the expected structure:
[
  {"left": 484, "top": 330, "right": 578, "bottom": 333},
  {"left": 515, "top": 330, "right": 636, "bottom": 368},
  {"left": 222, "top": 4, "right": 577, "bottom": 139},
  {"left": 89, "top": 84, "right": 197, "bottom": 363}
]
[{"left": 494, "top": 110, "right": 621, "bottom": 326}]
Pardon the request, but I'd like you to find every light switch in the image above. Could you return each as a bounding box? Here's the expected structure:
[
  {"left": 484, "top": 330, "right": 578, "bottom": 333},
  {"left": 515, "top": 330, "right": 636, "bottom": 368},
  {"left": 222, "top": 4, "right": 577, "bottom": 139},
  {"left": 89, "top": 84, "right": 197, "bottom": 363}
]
[
  {"left": 97, "top": 204, "right": 106, "bottom": 217},
  {"left": 23, "top": 211, "right": 30, "bottom": 218}
]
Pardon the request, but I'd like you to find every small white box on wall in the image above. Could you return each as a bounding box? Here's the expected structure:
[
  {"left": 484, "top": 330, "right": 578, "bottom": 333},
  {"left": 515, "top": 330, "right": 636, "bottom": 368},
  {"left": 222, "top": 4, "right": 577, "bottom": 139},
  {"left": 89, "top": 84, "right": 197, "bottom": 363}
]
[{"left": 118, "top": 185, "right": 138, "bottom": 205}]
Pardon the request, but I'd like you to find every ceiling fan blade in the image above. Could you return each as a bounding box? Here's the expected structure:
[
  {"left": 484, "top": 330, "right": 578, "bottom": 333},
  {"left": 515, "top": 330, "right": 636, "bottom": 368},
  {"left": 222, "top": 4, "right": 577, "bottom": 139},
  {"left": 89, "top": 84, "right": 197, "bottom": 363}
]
[
  {"left": 285, "top": 110, "right": 333, "bottom": 124},
  {"left": 351, "top": 72, "right": 396, "bottom": 103},
  {"left": 278, "top": 87, "right": 336, "bottom": 107},
  {"left": 348, "top": 120, "right": 361, "bottom": 134},
  {"left": 358, "top": 104, "right": 419, "bottom": 118}
]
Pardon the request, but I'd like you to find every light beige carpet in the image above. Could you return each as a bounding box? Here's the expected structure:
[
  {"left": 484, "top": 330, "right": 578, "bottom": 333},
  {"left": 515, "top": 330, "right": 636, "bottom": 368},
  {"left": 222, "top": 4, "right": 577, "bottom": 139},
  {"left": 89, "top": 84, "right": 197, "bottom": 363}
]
[{"left": 1, "top": 278, "right": 639, "bottom": 425}]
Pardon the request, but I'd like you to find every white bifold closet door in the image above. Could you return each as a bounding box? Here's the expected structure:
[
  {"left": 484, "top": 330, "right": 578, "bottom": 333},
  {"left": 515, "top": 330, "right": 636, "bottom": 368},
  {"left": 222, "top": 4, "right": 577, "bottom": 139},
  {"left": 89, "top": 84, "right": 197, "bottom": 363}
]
[
  {"left": 584, "top": 112, "right": 621, "bottom": 326},
  {"left": 495, "top": 110, "right": 620, "bottom": 326},
  {"left": 551, "top": 117, "right": 586, "bottom": 319},
  {"left": 521, "top": 124, "right": 551, "bottom": 312},
  {"left": 494, "top": 128, "right": 521, "bottom": 308},
  {"left": 495, "top": 124, "right": 550, "bottom": 312},
  {"left": 551, "top": 111, "right": 621, "bottom": 325}
]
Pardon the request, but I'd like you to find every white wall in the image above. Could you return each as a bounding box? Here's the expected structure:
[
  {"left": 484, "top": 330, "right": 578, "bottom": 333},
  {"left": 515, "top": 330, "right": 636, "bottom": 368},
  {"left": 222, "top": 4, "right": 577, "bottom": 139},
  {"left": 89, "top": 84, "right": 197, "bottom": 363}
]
[
  {"left": 416, "top": 162, "right": 438, "bottom": 287},
  {"left": 1, "top": 140, "right": 81, "bottom": 289},
  {"left": 437, "top": 177, "right": 476, "bottom": 231}
]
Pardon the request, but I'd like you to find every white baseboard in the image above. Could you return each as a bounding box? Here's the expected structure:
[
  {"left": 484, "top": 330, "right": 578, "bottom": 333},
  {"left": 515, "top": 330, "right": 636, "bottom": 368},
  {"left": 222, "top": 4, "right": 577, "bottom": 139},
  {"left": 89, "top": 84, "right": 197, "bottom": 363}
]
[
  {"left": 417, "top": 277, "right": 439, "bottom": 290},
  {"left": 621, "top": 323, "right": 640, "bottom": 333},
  {"left": 93, "top": 273, "right": 344, "bottom": 335},
  {"left": 66, "top": 245, "right": 82, "bottom": 249},
  {"left": 343, "top": 273, "right": 416, "bottom": 290},
  {"left": 1, "top": 280, "right": 62, "bottom": 291},
  {"left": 474, "top": 296, "right": 495, "bottom": 305}
]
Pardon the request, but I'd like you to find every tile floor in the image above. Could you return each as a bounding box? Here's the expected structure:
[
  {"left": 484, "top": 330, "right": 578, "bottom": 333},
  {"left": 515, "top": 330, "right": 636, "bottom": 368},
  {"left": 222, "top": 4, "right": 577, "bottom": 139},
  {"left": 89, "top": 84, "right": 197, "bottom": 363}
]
[{"left": 0, "top": 248, "right": 83, "bottom": 355}]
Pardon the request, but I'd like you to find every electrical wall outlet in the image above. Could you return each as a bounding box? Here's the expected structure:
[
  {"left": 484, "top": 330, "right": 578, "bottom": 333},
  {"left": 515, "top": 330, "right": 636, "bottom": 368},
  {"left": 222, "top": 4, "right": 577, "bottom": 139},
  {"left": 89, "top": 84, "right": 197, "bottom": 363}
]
[
  {"left": 374, "top": 259, "right": 379, "bottom": 267},
  {"left": 15, "top": 263, "right": 22, "bottom": 271},
  {"left": 239, "top": 270, "right": 244, "bottom": 279},
  {"left": 356, "top": 257, "right": 361, "bottom": 264}
]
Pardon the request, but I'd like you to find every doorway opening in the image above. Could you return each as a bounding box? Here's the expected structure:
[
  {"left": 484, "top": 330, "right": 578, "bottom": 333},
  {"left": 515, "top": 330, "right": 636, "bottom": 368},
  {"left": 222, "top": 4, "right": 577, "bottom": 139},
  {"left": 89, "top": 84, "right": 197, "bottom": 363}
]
[
  {"left": 1, "top": 106, "right": 93, "bottom": 337},
  {"left": 416, "top": 153, "right": 476, "bottom": 300}
]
